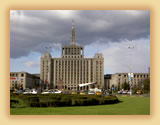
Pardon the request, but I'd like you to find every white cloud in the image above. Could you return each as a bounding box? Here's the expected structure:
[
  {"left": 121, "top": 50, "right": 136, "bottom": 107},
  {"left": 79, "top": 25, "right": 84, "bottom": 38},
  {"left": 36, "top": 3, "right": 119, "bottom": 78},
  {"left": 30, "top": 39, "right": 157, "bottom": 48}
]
[
  {"left": 121, "top": 10, "right": 147, "bottom": 16},
  {"left": 10, "top": 10, "right": 47, "bottom": 24},
  {"left": 49, "top": 10, "right": 75, "bottom": 19},
  {"left": 24, "top": 61, "right": 40, "bottom": 68},
  {"left": 89, "top": 20, "right": 112, "bottom": 32}
]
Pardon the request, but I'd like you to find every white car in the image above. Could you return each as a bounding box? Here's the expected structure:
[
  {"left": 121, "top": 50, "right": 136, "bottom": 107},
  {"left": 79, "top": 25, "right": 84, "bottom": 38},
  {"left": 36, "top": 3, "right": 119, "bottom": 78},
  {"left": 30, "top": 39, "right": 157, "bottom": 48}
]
[
  {"left": 122, "top": 90, "right": 128, "bottom": 94},
  {"left": 54, "top": 89, "right": 62, "bottom": 94},
  {"left": 30, "top": 89, "right": 37, "bottom": 94},
  {"left": 23, "top": 89, "right": 37, "bottom": 94},
  {"left": 88, "top": 91, "right": 95, "bottom": 95},
  {"left": 117, "top": 91, "right": 122, "bottom": 94},
  {"left": 127, "top": 91, "right": 132, "bottom": 95},
  {"left": 23, "top": 89, "right": 30, "bottom": 94},
  {"left": 41, "top": 90, "right": 54, "bottom": 94}
]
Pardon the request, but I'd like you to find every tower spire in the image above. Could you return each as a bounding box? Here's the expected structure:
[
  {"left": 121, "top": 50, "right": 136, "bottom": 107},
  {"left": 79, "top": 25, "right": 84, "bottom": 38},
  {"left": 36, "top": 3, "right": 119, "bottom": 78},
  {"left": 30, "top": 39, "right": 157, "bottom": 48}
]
[{"left": 71, "top": 20, "right": 75, "bottom": 45}]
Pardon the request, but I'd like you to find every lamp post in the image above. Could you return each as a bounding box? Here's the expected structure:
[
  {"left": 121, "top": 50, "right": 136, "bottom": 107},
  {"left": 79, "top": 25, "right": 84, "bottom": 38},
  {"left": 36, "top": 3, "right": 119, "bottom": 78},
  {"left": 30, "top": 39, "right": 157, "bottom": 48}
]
[{"left": 128, "top": 46, "right": 134, "bottom": 95}]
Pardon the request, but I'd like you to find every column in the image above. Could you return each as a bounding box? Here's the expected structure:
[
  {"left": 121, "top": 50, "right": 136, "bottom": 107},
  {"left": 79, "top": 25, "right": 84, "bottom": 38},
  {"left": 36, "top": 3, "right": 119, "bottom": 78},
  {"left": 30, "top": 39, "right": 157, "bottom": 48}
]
[
  {"left": 57, "top": 60, "right": 59, "bottom": 85},
  {"left": 82, "top": 60, "right": 84, "bottom": 84},
  {"left": 73, "top": 60, "right": 74, "bottom": 87},
  {"left": 61, "top": 59, "right": 62, "bottom": 83},
  {"left": 63, "top": 60, "right": 65, "bottom": 87},
  {"left": 53, "top": 60, "right": 56, "bottom": 88},
  {"left": 79, "top": 60, "right": 81, "bottom": 85},
  {"left": 70, "top": 60, "right": 72, "bottom": 87},
  {"left": 88, "top": 60, "right": 91, "bottom": 83},
  {"left": 76, "top": 60, "right": 77, "bottom": 87},
  {"left": 67, "top": 60, "right": 68, "bottom": 89}
]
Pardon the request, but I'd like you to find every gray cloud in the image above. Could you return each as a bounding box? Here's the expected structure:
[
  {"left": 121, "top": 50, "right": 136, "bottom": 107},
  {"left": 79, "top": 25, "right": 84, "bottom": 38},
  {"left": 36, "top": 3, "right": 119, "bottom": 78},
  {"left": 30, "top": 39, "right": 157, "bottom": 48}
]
[
  {"left": 101, "top": 38, "right": 150, "bottom": 74},
  {"left": 10, "top": 10, "right": 150, "bottom": 58}
]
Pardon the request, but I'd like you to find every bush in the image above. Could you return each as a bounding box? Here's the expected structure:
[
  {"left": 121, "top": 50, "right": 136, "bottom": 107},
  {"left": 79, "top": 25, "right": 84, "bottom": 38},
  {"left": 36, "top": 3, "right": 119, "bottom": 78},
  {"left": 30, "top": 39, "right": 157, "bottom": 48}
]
[
  {"left": 57, "top": 96, "right": 72, "bottom": 106},
  {"left": 10, "top": 99, "right": 19, "bottom": 108},
  {"left": 10, "top": 98, "right": 27, "bottom": 108},
  {"left": 10, "top": 94, "right": 119, "bottom": 107}
]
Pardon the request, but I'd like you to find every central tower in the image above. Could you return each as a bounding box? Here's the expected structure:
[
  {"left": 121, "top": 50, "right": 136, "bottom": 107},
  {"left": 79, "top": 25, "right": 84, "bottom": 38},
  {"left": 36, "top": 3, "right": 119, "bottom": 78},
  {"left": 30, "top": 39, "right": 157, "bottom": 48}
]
[
  {"left": 61, "top": 20, "right": 84, "bottom": 58},
  {"left": 71, "top": 20, "right": 75, "bottom": 45}
]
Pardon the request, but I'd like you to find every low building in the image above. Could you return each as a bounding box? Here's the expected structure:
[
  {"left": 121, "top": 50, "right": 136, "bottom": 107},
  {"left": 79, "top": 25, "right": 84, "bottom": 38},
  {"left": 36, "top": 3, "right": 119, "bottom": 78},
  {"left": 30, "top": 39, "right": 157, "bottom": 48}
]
[
  {"left": 109, "top": 73, "right": 149, "bottom": 90},
  {"left": 10, "top": 72, "right": 40, "bottom": 90}
]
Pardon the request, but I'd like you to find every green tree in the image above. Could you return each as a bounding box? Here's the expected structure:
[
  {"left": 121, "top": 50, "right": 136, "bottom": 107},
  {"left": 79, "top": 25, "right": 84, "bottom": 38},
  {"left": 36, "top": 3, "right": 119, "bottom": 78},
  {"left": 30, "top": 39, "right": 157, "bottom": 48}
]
[
  {"left": 143, "top": 78, "right": 150, "bottom": 93},
  {"left": 122, "top": 82, "right": 129, "bottom": 90}
]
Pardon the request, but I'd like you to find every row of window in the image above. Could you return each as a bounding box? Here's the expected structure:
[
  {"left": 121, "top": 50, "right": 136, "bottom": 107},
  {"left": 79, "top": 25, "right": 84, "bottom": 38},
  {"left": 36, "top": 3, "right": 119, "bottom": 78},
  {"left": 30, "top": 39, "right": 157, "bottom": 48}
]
[
  {"left": 10, "top": 73, "right": 24, "bottom": 77},
  {"left": 118, "top": 74, "right": 149, "bottom": 78},
  {"left": 62, "top": 55, "right": 83, "bottom": 58},
  {"left": 55, "top": 60, "right": 90, "bottom": 64},
  {"left": 42, "top": 60, "right": 101, "bottom": 66}
]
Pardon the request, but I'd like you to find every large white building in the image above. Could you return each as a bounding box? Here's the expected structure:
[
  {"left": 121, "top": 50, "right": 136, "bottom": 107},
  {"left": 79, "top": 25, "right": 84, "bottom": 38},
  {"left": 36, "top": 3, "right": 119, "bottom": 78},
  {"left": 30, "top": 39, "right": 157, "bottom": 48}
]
[{"left": 40, "top": 22, "right": 104, "bottom": 90}]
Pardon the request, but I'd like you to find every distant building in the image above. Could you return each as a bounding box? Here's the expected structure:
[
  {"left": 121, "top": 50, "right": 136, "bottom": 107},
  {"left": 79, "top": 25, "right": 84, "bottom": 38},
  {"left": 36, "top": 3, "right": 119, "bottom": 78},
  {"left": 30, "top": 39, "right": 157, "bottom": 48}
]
[
  {"left": 10, "top": 72, "right": 40, "bottom": 90},
  {"left": 40, "top": 21, "right": 104, "bottom": 90},
  {"left": 109, "top": 73, "right": 149, "bottom": 90},
  {"left": 104, "top": 74, "right": 112, "bottom": 90}
]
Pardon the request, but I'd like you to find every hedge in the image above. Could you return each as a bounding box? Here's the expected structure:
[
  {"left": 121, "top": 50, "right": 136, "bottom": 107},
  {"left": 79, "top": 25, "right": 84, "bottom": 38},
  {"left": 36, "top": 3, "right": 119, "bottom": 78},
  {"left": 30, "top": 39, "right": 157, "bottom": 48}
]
[{"left": 10, "top": 94, "right": 119, "bottom": 107}]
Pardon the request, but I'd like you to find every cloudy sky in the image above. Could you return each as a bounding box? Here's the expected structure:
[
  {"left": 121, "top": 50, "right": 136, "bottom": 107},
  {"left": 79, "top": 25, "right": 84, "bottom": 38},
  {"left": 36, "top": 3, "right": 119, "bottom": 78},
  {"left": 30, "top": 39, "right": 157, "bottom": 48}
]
[{"left": 10, "top": 10, "right": 150, "bottom": 74}]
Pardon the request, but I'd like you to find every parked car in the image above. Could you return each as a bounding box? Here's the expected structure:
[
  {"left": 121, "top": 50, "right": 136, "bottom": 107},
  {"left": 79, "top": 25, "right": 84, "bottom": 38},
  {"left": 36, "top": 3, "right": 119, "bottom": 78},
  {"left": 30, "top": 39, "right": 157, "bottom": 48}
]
[
  {"left": 136, "top": 90, "right": 143, "bottom": 94},
  {"left": 117, "top": 90, "right": 122, "bottom": 94},
  {"left": 23, "top": 89, "right": 31, "bottom": 94},
  {"left": 41, "top": 90, "right": 52, "bottom": 94},
  {"left": 30, "top": 89, "right": 38, "bottom": 94},
  {"left": 71, "top": 91, "right": 78, "bottom": 94},
  {"left": 88, "top": 91, "right": 95, "bottom": 95},
  {"left": 80, "top": 91, "right": 86, "bottom": 95},
  {"left": 95, "top": 91, "right": 102, "bottom": 96},
  {"left": 54, "top": 89, "right": 62, "bottom": 94},
  {"left": 16, "top": 90, "right": 24, "bottom": 94},
  {"left": 122, "top": 90, "right": 128, "bottom": 94},
  {"left": 23, "top": 89, "right": 37, "bottom": 94},
  {"left": 127, "top": 91, "right": 132, "bottom": 95}
]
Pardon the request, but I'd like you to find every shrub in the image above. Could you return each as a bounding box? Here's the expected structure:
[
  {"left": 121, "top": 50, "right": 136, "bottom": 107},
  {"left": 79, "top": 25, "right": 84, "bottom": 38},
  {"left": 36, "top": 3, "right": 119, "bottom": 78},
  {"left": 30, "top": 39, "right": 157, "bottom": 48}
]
[
  {"left": 10, "top": 94, "right": 119, "bottom": 107},
  {"left": 10, "top": 99, "right": 19, "bottom": 108},
  {"left": 60, "top": 97, "right": 72, "bottom": 106}
]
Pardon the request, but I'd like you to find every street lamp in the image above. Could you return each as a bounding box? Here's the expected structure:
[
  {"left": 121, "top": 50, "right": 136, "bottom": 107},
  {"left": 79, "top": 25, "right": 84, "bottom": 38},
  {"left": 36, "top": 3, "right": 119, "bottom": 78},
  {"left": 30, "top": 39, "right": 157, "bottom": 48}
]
[{"left": 128, "top": 46, "right": 134, "bottom": 95}]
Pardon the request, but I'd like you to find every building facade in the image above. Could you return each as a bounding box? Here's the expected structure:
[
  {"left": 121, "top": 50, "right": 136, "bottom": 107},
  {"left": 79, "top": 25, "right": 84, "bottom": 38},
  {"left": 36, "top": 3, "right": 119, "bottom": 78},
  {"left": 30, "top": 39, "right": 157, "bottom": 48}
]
[
  {"left": 10, "top": 72, "right": 40, "bottom": 90},
  {"left": 109, "top": 73, "right": 149, "bottom": 90},
  {"left": 40, "top": 22, "right": 104, "bottom": 90}
]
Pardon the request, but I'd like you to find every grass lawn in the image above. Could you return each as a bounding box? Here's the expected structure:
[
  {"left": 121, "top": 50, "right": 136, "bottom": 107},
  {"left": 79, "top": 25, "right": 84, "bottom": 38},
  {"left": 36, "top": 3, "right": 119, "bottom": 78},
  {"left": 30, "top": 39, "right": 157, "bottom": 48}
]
[{"left": 10, "top": 95, "right": 150, "bottom": 115}]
